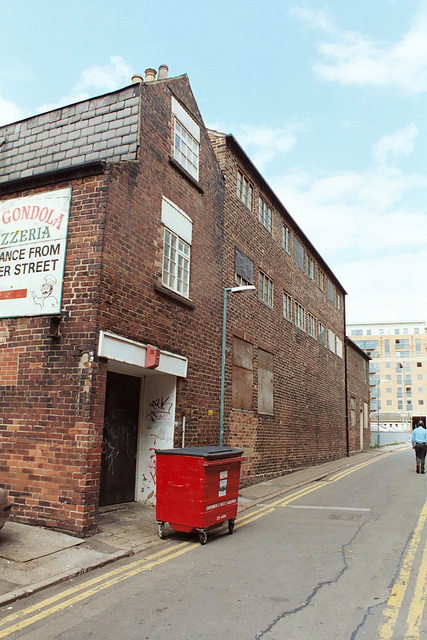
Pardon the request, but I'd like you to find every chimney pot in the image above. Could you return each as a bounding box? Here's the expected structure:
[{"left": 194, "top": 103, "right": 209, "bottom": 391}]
[
  {"left": 145, "top": 68, "right": 157, "bottom": 82},
  {"left": 131, "top": 74, "right": 144, "bottom": 84},
  {"left": 158, "top": 65, "right": 169, "bottom": 80}
]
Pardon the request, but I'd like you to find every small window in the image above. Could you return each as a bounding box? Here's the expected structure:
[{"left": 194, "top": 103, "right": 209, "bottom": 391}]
[
  {"left": 318, "top": 322, "right": 326, "bottom": 347},
  {"left": 235, "top": 247, "right": 253, "bottom": 286},
  {"left": 237, "top": 171, "right": 253, "bottom": 210},
  {"left": 258, "top": 197, "right": 272, "bottom": 233},
  {"left": 417, "top": 362, "right": 422, "bottom": 367},
  {"left": 306, "top": 255, "right": 315, "bottom": 281},
  {"left": 162, "top": 228, "right": 191, "bottom": 297},
  {"left": 336, "top": 336, "right": 343, "bottom": 358},
  {"left": 172, "top": 98, "right": 200, "bottom": 181},
  {"left": 336, "top": 292, "right": 342, "bottom": 311},
  {"left": 295, "top": 301, "right": 305, "bottom": 331},
  {"left": 282, "top": 225, "right": 290, "bottom": 254},
  {"left": 293, "top": 238, "right": 305, "bottom": 271},
  {"left": 283, "top": 292, "right": 292, "bottom": 322},
  {"left": 259, "top": 271, "right": 273, "bottom": 307},
  {"left": 318, "top": 269, "right": 325, "bottom": 291},
  {"left": 328, "top": 329, "right": 335, "bottom": 353},
  {"left": 307, "top": 312, "right": 316, "bottom": 338}
]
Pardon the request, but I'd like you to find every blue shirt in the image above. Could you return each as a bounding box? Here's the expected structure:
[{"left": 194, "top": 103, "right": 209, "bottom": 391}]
[{"left": 412, "top": 426, "right": 427, "bottom": 445}]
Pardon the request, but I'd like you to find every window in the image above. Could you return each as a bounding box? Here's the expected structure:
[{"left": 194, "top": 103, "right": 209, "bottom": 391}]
[
  {"left": 161, "top": 197, "right": 192, "bottom": 298},
  {"left": 327, "top": 279, "right": 335, "bottom": 303},
  {"left": 232, "top": 337, "right": 253, "bottom": 411},
  {"left": 319, "top": 322, "right": 326, "bottom": 346},
  {"left": 235, "top": 247, "right": 253, "bottom": 286},
  {"left": 293, "top": 238, "right": 305, "bottom": 271},
  {"left": 351, "top": 330, "right": 363, "bottom": 336},
  {"left": 318, "top": 269, "right": 325, "bottom": 291},
  {"left": 419, "top": 400, "right": 425, "bottom": 406},
  {"left": 384, "top": 340, "right": 390, "bottom": 356},
  {"left": 283, "top": 292, "right": 292, "bottom": 322},
  {"left": 282, "top": 225, "right": 290, "bottom": 253},
  {"left": 336, "top": 292, "right": 342, "bottom": 311},
  {"left": 162, "top": 229, "right": 190, "bottom": 297},
  {"left": 336, "top": 337, "right": 343, "bottom": 358},
  {"left": 328, "top": 329, "right": 335, "bottom": 353},
  {"left": 295, "top": 301, "right": 305, "bottom": 331},
  {"left": 237, "top": 171, "right": 253, "bottom": 210},
  {"left": 417, "top": 362, "right": 423, "bottom": 367},
  {"left": 306, "top": 254, "right": 315, "bottom": 280},
  {"left": 258, "top": 197, "right": 272, "bottom": 233},
  {"left": 258, "top": 349, "right": 274, "bottom": 414},
  {"left": 416, "top": 340, "right": 421, "bottom": 355},
  {"left": 259, "top": 271, "right": 273, "bottom": 307},
  {"left": 307, "top": 312, "right": 316, "bottom": 338},
  {"left": 172, "top": 97, "right": 200, "bottom": 180}
]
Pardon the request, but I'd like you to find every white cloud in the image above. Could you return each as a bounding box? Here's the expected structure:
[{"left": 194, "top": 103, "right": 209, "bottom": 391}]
[
  {"left": 372, "top": 123, "right": 418, "bottom": 164},
  {"left": 232, "top": 124, "right": 302, "bottom": 172},
  {"left": 75, "top": 56, "right": 134, "bottom": 93},
  {"left": 272, "top": 164, "right": 427, "bottom": 259},
  {"left": 38, "top": 56, "right": 134, "bottom": 112},
  {"left": 0, "top": 95, "right": 25, "bottom": 126},
  {"left": 296, "top": 6, "right": 427, "bottom": 93}
]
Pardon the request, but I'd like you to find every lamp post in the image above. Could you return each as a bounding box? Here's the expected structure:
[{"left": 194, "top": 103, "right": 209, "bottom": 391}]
[{"left": 219, "top": 285, "right": 256, "bottom": 446}]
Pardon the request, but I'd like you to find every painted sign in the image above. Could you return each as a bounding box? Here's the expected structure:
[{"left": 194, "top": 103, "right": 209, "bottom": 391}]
[{"left": 0, "top": 188, "right": 71, "bottom": 318}]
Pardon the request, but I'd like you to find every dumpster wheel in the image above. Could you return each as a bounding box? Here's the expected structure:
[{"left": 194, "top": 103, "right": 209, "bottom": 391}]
[
  {"left": 157, "top": 522, "right": 166, "bottom": 539},
  {"left": 198, "top": 530, "right": 208, "bottom": 545},
  {"left": 228, "top": 519, "right": 235, "bottom": 534}
]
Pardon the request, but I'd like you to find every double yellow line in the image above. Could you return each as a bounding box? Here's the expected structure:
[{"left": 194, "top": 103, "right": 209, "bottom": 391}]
[{"left": 0, "top": 451, "right": 400, "bottom": 639}]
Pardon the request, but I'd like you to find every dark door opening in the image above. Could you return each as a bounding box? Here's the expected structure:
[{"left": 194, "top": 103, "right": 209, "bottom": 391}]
[{"left": 99, "top": 371, "right": 141, "bottom": 507}]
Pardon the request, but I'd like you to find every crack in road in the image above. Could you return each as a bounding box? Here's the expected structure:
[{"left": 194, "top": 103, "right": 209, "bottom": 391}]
[{"left": 253, "top": 519, "right": 369, "bottom": 639}]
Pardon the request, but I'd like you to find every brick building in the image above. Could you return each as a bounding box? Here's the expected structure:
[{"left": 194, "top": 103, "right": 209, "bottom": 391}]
[
  {"left": 345, "top": 338, "right": 370, "bottom": 453},
  {"left": 208, "top": 132, "right": 350, "bottom": 478},
  {"left": 0, "top": 68, "right": 362, "bottom": 535}
]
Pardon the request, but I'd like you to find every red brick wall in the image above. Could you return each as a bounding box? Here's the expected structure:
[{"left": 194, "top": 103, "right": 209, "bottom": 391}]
[
  {"left": 209, "top": 133, "right": 347, "bottom": 482},
  {"left": 0, "top": 175, "right": 108, "bottom": 534},
  {"left": 346, "top": 340, "right": 370, "bottom": 453}
]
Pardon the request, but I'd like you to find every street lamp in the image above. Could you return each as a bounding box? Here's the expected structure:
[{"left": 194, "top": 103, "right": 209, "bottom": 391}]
[
  {"left": 219, "top": 285, "right": 256, "bottom": 446},
  {"left": 398, "top": 362, "right": 410, "bottom": 431}
]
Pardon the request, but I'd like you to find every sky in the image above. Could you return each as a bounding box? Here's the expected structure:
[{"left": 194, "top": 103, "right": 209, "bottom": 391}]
[{"left": 1, "top": 0, "right": 426, "bottom": 325}]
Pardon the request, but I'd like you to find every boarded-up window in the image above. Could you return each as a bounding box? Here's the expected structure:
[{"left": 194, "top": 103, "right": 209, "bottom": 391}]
[
  {"left": 258, "top": 349, "right": 274, "bottom": 415},
  {"left": 293, "top": 237, "right": 305, "bottom": 271},
  {"left": 235, "top": 247, "right": 253, "bottom": 285},
  {"left": 232, "top": 337, "right": 253, "bottom": 410}
]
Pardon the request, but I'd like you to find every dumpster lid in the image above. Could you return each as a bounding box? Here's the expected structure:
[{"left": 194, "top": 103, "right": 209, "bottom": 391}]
[{"left": 155, "top": 446, "right": 244, "bottom": 459}]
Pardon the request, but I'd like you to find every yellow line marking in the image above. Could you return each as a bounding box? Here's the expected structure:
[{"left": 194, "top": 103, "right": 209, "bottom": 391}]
[
  {"left": 0, "top": 450, "right": 399, "bottom": 638},
  {"left": 0, "top": 543, "right": 197, "bottom": 639},
  {"left": 0, "top": 541, "right": 192, "bottom": 629},
  {"left": 405, "top": 538, "right": 427, "bottom": 639},
  {"left": 378, "top": 503, "right": 427, "bottom": 640}
]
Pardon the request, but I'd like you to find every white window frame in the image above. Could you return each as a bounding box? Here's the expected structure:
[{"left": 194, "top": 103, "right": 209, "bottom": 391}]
[
  {"left": 318, "top": 322, "right": 326, "bottom": 347},
  {"left": 161, "top": 197, "right": 192, "bottom": 298},
  {"left": 307, "top": 312, "right": 316, "bottom": 339},
  {"left": 237, "top": 171, "right": 253, "bottom": 210},
  {"left": 258, "top": 196, "right": 272, "bottom": 233},
  {"left": 172, "top": 97, "right": 200, "bottom": 181},
  {"left": 336, "top": 336, "right": 343, "bottom": 358},
  {"left": 328, "top": 329, "right": 335, "bottom": 353},
  {"left": 295, "top": 301, "right": 306, "bottom": 332},
  {"left": 306, "top": 254, "right": 315, "bottom": 281},
  {"left": 259, "top": 271, "right": 273, "bottom": 307},
  {"left": 162, "top": 228, "right": 191, "bottom": 298},
  {"left": 282, "top": 225, "right": 290, "bottom": 254},
  {"left": 283, "top": 292, "right": 292, "bottom": 322}
]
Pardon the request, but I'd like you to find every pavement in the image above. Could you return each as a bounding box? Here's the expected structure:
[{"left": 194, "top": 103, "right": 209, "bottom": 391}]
[{"left": 0, "top": 445, "right": 407, "bottom": 607}]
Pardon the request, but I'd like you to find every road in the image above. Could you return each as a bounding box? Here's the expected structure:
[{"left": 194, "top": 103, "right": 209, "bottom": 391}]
[{"left": 1, "top": 447, "right": 427, "bottom": 639}]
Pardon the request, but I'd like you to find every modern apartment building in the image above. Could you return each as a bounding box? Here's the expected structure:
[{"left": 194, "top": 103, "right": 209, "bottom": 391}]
[{"left": 347, "top": 321, "right": 427, "bottom": 431}]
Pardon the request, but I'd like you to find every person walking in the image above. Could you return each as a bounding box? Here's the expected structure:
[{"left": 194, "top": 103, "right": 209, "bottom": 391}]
[{"left": 411, "top": 420, "right": 427, "bottom": 474}]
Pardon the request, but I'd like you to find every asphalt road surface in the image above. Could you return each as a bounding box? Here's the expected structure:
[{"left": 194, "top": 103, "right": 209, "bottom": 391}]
[{"left": 1, "top": 446, "right": 426, "bottom": 639}]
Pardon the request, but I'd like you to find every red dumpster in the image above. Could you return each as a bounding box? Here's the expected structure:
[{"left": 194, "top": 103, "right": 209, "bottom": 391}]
[{"left": 155, "top": 446, "right": 245, "bottom": 544}]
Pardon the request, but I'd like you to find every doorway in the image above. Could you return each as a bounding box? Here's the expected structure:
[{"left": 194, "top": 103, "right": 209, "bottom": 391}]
[{"left": 99, "top": 371, "right": 141, "bottom": 507}]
